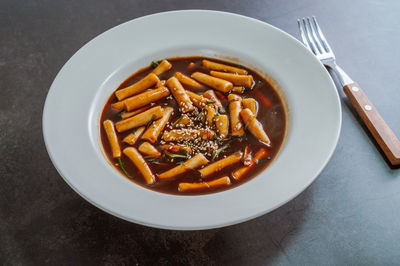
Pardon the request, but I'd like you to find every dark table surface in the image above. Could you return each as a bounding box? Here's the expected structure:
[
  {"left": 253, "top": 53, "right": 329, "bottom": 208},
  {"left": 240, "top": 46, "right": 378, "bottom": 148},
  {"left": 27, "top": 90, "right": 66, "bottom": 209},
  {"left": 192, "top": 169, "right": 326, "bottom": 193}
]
[{"left": 2, "top": 0, "right": 400, "bottom": 265}]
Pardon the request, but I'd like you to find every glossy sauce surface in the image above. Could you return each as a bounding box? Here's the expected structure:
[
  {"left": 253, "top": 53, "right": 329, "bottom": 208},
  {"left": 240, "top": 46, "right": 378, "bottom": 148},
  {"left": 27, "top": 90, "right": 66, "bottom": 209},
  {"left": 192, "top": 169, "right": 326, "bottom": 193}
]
[{"left": 100, "top": 57, "right": 286, "bottom": 195}]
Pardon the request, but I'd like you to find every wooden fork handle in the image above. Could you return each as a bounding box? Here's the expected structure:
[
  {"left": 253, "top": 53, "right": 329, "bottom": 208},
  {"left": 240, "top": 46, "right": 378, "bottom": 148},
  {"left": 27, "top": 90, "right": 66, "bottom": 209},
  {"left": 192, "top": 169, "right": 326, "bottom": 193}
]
[{"left": 343, "top": 82, "right": 400, "bottom": 165}]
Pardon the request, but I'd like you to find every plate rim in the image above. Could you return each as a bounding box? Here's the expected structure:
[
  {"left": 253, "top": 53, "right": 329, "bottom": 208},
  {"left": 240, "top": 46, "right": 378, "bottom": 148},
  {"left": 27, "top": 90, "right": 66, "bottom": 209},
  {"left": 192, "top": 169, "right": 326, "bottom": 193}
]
[{"left": 42, "top": 9, "right": 341, "bottom": 230}]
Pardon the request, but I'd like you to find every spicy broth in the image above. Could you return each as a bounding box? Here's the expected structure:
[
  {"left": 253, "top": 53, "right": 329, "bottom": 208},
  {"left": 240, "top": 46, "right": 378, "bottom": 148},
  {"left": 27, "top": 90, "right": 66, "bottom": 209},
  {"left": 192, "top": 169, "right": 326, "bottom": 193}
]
[{"left": 100, "top": 57, "right": 286, "bottom": 195}]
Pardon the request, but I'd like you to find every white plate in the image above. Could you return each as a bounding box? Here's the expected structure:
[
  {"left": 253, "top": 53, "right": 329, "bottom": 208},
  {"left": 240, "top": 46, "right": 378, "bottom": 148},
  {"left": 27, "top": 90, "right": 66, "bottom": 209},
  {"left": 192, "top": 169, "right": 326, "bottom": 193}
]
[{"left": 43, "top": 10, "right": 341, "bottom": 230}]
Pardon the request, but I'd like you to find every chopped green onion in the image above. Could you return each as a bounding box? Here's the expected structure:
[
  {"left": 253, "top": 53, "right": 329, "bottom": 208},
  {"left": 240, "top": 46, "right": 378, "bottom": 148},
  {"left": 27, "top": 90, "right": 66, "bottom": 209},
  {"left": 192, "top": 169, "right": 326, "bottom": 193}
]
[
  {"left": 148, "top": 154, "right": 169, "bottom": 164},
  {"left": 256, "top": 158, "right": 268, "bottom": 164},
  {"left": 219, "top": 107, "right": 226, "bottom": 114},
  {"left": 151, "top": 61, "right": 160, "bottom": 68},
  {"left": 164, "top": 150, "right": 188, "bottom": 159},
  {"left": 172, "top": 116, "right": 183, "bottom": 127},
  {"left": 196, "top": 92, "right": 204, "bottom": 95},
  {"left": 146, "top": 114, "right": 156, "bottom": 128},
  {"left": 206, "top": 100, "right": 216, "bottom": 104},
  {"left": 201, "top": 114, "right": 206, "bottom": 124},
  {"left": 212, "top": 144, "right": 230, "bottom": 160},
  {"left": 148, "top": 160, "right": 169, "bottom": 165},
  {"left": 132, "top": 128, "right": 137, "bottom": 133},
  {"left": 178, "top": 148, "right": 188, "bottom": 156},
  {"left": 228, "top": 99, "right": 238, "bottom": 104},
  {"left": 117, "top": 158, "right": 129, "bottom": 176},
  {"left": 213, "top": 108, "right": 223, "bottom": 118}
]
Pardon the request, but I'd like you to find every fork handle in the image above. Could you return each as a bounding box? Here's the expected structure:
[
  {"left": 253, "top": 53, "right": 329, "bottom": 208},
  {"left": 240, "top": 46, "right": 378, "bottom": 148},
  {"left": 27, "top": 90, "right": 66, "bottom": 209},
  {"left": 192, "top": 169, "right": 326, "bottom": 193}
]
[{"left": 343, "top": 82, "right": 400, "bottom": 165}]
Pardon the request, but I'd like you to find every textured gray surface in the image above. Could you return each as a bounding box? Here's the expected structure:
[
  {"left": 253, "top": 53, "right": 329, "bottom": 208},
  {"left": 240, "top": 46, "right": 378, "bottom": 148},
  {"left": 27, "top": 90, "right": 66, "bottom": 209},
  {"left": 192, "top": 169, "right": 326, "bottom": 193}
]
[{"left": 1, "top": 0, "right": 400, "bottom": 265}]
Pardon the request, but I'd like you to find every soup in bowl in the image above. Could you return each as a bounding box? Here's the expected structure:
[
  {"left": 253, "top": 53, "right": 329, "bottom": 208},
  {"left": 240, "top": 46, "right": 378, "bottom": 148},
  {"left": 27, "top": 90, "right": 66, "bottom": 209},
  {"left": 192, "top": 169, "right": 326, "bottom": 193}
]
[{"left": 100, "top": 57, "right": 286, "bottom": 195}]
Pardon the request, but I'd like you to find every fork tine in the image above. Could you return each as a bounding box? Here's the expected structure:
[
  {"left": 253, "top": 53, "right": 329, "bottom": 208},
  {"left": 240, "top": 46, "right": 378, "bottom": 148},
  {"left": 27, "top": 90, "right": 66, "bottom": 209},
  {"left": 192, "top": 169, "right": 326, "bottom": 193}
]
[
  {"left": 297, "top": 19, "right": 311, "bottom": 51},
  {"left": 307, "top": 17, "right": 324, "bottom": 54},
  {"left": 306, "top": 17, "right": 325, "bottom": 53},
  {"left": 312, "top": 16, "right": 332, "bottom": 53},
  {"left": 302, "top": 18, "right": 318, "bottom": 55}
]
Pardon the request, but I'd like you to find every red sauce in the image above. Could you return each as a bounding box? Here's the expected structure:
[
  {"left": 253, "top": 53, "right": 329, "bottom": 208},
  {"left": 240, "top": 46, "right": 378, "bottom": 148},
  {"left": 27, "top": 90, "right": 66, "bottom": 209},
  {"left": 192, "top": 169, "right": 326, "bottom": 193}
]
[{"left": 100, "top": 57, "right": 286, "bottom": 195}]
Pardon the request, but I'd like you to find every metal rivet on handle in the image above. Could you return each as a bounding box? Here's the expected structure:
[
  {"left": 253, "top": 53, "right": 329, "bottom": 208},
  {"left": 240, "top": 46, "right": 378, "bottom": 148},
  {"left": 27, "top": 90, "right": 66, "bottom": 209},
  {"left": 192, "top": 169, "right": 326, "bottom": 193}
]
[
  {"left": 364, "top": 105, "right": 372, "bottom": 111},
  {"left": 351, "top": 86, "right": 359, "bottom": 92}
]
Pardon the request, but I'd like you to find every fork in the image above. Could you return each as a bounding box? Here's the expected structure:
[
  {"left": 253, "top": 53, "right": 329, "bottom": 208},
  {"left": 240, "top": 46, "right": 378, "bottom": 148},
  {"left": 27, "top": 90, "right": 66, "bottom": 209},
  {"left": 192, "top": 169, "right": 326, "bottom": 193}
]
[{"left": 298, "top": 17, "right": 400, "bottom": 165}]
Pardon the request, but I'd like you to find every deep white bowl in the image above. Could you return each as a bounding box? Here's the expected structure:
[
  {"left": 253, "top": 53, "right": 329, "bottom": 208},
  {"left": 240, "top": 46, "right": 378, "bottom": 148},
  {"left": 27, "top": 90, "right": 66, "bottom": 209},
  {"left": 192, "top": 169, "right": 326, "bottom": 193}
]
[{"left": 43, "top": 10, "right": 341, "bottom": 230}]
